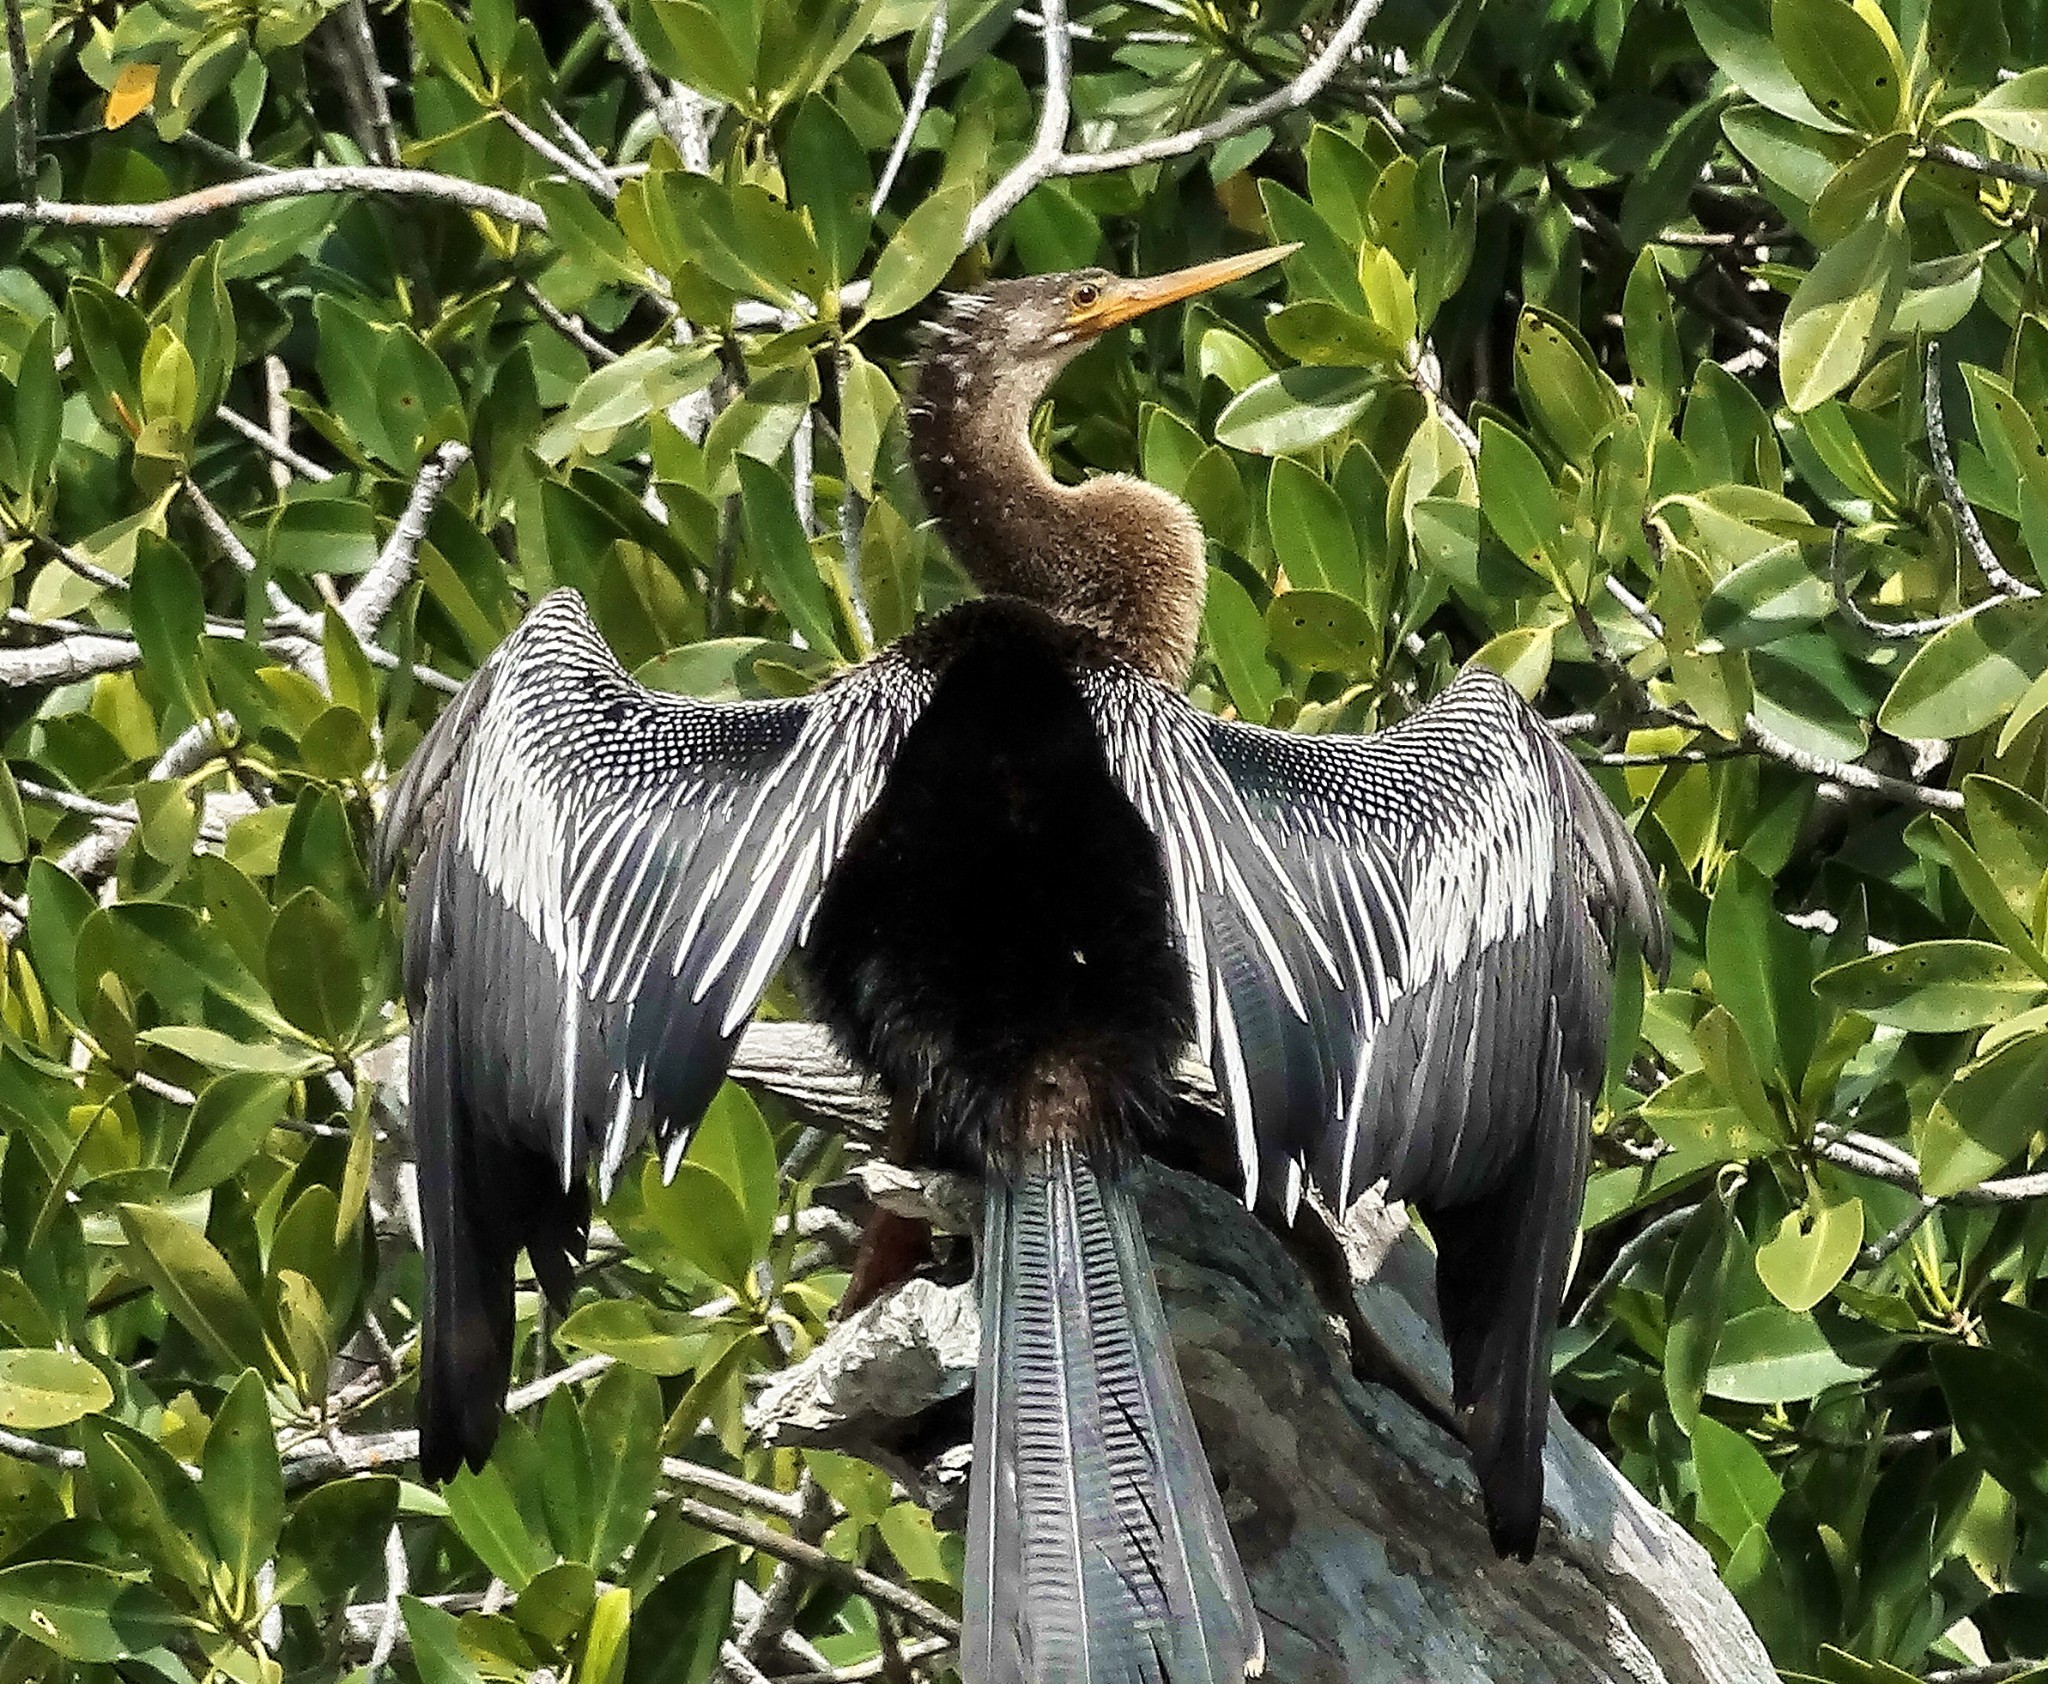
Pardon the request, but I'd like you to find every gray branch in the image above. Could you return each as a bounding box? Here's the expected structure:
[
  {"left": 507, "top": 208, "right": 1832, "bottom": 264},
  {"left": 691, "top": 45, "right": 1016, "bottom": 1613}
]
[
  {"left": 4, "top": 0, "right": 33, "bottom": 203},
  {"left": 1923, "top": 342, "right": 2040, "bottom": 603},
  {"left": 873, "top": 1, "right": 948, "bottom": 213},
  {"left": 341, "top": 441, "right": 472, "bottom": 644},
  {"left": 0, "top": 166, "right": 548, "bottom": 232}
]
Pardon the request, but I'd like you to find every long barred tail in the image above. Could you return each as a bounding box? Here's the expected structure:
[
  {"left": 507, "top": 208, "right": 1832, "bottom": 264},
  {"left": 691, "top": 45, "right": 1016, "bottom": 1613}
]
[{"left": 966, "top": 1142, "right": 1263, "bottom": 1684}]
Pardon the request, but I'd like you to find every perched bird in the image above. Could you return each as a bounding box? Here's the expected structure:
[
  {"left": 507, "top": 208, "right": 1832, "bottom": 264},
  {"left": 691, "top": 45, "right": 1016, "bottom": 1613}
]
[{"left": 375, "top": 247, "right": 1666, "bottom": 1684}]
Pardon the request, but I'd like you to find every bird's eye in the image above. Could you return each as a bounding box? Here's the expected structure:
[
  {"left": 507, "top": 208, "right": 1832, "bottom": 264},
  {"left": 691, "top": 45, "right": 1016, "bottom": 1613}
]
[{"left": 1072, "top": 282, "right": 1100, "bottom": 307}]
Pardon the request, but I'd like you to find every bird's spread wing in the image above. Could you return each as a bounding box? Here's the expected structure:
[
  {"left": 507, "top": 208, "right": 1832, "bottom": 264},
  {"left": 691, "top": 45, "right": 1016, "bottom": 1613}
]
[
  {"left": 377, "top": 587, "right": 932, "bottom": 1200},
  {"left": 376, "top": 588, "right": 933, "bottom": 1478},
  {"left": 1086, "top": 660, "right": 1665, "bottom": 1555}
]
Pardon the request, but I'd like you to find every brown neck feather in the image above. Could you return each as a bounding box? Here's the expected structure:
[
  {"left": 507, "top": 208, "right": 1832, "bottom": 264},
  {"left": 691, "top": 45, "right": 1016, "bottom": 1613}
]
[{"left": 909, "top": 335, "right": 1205, "bottom": 686}]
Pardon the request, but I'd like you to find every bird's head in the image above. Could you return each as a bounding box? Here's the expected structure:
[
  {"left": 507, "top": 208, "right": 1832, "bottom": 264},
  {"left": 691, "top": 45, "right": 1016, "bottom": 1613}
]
[{"left": 921, "top": 244, "right": 1299, "bottom": 391}]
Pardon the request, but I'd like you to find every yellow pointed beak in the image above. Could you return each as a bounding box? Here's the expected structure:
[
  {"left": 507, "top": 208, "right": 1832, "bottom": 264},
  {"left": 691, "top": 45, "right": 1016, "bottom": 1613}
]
[{"left": 1067, "top": 243, "right": 1299, "bottom": 337}]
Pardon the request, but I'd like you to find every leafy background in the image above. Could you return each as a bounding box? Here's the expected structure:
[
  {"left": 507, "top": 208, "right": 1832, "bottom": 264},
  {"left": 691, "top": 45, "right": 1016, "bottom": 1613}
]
[{"left": 1, "top": 0, "right": 2047, "bottom": 1678}]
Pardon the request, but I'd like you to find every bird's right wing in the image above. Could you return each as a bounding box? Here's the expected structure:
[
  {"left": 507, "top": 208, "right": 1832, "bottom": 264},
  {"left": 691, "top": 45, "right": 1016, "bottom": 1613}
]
[
  {"left": 376, "top": 589, "right": 932, "bottom": 1477},
  {"left": 377, "top": 588, "right": 932, "bottom": 1200}
]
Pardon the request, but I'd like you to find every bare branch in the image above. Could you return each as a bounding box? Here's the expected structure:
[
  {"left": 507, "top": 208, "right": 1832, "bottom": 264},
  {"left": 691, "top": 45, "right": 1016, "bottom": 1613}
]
[
  {"left": 0, "top": 166, "right": 548, "bottom": 233},
  {"left": 874, "top": 1, "right": 948, "bottom": 212},
  {"left": 964, "top": 0, "right": 1071, "bottom": 245},
  {"left": 588, "top": 0, "right": 718, "bottom": 170},
  {"left": 341, "top": 441, "right": 471, "bottom": 643},
  {"left": 339, "top": 0, "right": 400, "bottom": 167},
  {"left": 1049, "top": 0, "right": 1387, "bottom": 178},
  {"left": 4, "top": 0, "right": 34, "bottom": 203},
  {"left": 670, "top": 1495, "right": 959, "bottom": 1639},
  {"left": 1924, "top": 342, "right": 2040, "bottom": 602},
  {"left": 771, "top": 1637, "right": 956, "bottom": 1684},
  {"left": 661, "top": 1457, "right": 808, "bottom": 1523},
  {"left": 1829, "top": 525, "right": 1992, "bottom": 641},
  {"left": 1742, "top": 714, "right": 1963, "bottom": 812},
  {"left": 519, "top": 277, "right": 621, "bottom": 364},
  {"left": 368, "top": 1522, "right": 406, "bottom": 1672},
  {"left": 496, "top": 105, "right": 617, "bottom": 198},
  {"left": 218, "top": 402, "right": 336, "bottom": 483},
  {"left": 0, "top": 631, "right": 149, "bottom": 686},
  {"left": 1921, "top": 137, "right": 2048, "bottom": 196}
]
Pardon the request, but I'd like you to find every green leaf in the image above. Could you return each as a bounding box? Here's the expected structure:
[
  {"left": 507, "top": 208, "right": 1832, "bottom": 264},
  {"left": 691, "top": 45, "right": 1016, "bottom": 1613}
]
[
  {"left": 1914, "top": 1030, "right": 2048, "bottom": 1196},
  {"left": 1778, "top": 213, "right": 1906, "bottom": 412},
  {"left": 1706, "top": 1305, "right": 1890, "bottom": 1402},
  {"left": 686, "top": 1084, "right": 778, "bottom": 1262},
  {"left": 1691, "top": 1414, "right": 1784, "bottom": 1547},
  {"left": 555, "top": 1300, "right": 708, "bottom": 1374},
  {"left": 1214, "top": 367, "right": 1373, "bottom": 455},
  {"left": 0, "top": 1560, "right": 162, "bottom": 1663},
  {"left": 1700, "top": 541, "right": 1830, "bottom": 649},
  {"left": 172, "top": 1072, "right": 291, "bottom": 1194},
  {"left": 116, "top": 1204, "right": 271, "bottom": 1375},
  {"left": 861, "top": 185, "right": 972, "bottom": 321},
  {"left": 786, "top": 95, "right": 873, "bottom": 289},
  {"left": 131, "top": 532, "right": 210, "bottom": 720},
  {"left": 1961, "top": 65, "right": 2048, "bottom": 155},
  {"left": 1707, "top": 855, "right": 1817, "bottom": 1085},
  {"left": 1265, "top": 589, "right": 1377, "bottom": 674},
  {"left": 623, "top": 1549, "right": 735, "bottom": 1684},
  {"left": 444, "top": 1441, "right": 552, "bottom": 1592},
  {"left": 738, "top": 455, "right": 843, "bottom": 660},
  {"left": 1665, "top": 1195, "right": 1739, "bottom": 1433},
  {"left": 837, "top": 343, "right": 896, "bottom": 499},
  {"left": 1931, "top": 816, "right": 2048, "bottom": 978},
  {"left": 1476, "top": 418, "right": 1563, "bottom": 576},
  {"left": 1773, "top": 0, "right": 1906, "bottom": 134},
  {"left": 204, "top": 1369, "right": 284, "bottom": 1591},
  {"left": 582, "top": 1365, "right": 664, "bottom": 1574},
  {"left": 582, "top": 1583, "right": 634, "bottom": 1684},
  {"left": 515, "top": 1562, "right": 598, "bottom": 1647},
  {"left": 1202, "top": 565, "right": 1281, "bottom": 723},
  {"left": 1267, "top": 458, "right": 1366, "bottom": 602},
  {"left": 1964, "top": 776, "right": 2048, "bottom": 919},
  {"left": 1753, "top": 1197, "right": 1863, "bottom": 1311},
  {"left": 274, "top": 1483, "right": 397, "bottom": 1614},
  {"left": 1686, "top": 0, "right": 1837, "bottom": 129},
  {"left": 1936, "top": 1342, "right": 2048, "bottom": 1510},
  {"left": 1813, "top": 940, "right": 2047, "bottom": 1032},
  {"left": 664, "top": 176, "right": 827, "bottom": 308},
  {"left": 1878, "top": 598, "right": 2048, "bottom": 740},
  {"left": 265, "top": 888, "right": 365, "bottom": 1049},
  {"left": 0, "top": 1349, "right": 113, "bottom": 1430},
  {"left": 1512, "top": 308, "right": 1623, "bottom": 465},
  {"left": 1623, "top": 251, "right": 1682, "bottom": 432},
  {"left": 403, "top": 1594, "right": 488, "bottom": 1684}
]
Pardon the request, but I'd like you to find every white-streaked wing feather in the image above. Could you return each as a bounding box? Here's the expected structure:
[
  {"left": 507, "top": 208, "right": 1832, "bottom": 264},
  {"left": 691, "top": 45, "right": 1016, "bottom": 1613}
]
[{"left": 379, "top": 588, "right": 932, "bottom": 1202}]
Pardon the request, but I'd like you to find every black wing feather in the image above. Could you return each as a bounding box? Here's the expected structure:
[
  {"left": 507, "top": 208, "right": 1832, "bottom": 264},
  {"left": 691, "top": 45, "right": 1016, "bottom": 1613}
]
[
  {"left": 1088, "top": 661, "right": 1665, "bottom": 1558},
  {"left": 377, "top": 589, "right": 930, "bottom": 1476}
]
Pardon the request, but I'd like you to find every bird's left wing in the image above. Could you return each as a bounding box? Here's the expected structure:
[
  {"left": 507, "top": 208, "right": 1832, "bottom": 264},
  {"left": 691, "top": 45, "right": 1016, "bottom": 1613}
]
[
  {"left": 1085, "top": 660, "right": 1665, "bottom": 1555},
  {"left": 375, "top": 589, "right": 931, "bottom": 1476}
]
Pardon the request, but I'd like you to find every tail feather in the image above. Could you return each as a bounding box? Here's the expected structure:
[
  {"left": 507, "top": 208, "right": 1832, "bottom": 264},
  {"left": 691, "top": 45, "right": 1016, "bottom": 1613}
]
[{"left": 968, "top": 1143, "right": 1262, "bottom": 1684}]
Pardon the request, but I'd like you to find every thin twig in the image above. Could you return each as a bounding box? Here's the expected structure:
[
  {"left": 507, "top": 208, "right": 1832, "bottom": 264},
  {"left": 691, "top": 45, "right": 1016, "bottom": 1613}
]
[
  {"left": 0, "top": 167, "right": 548, "bottom": 231},
  {"left": 1829, "top": 526, "right": 1990, "bottom": 641},
  {"left": 1570, "top": 1203, "right": 1699, "bottom": 1325},
  {"left": 670, "top": 1496, "right": 959, "bottom": 1639},
  {"left": 340, "top": 1, "right": 400, "bottom": 167},
  {"left": 4, "top": 0, "right": 34, "bottom": 203},
  {"left": 520, "top": 278, "right": 620, "bottom": 364},
  {"left": 1742, "top": 715, "right": 1963, "bottom": 812},
  {"left": 1921, "top": 137, "right": 2048, "bottom": 196},
  {"left": 218, "top": 402, "right": 336, "bottom": 483},
  {"left": 965, "top": 0, "right": 1072, "bottom": 244},
  {"left": 588, "top": 0, "right": 714, "bottom": 168},
  {"left": 368, "top": 1522, "right": 405, "bottom": 1672},
  {"left": 341, "top": 442, "right": 471, "bottom": 641},
  {"left": 497, "top": 105, "right": 617, "bottom": 198},
  {"left": 1924, "top": 342, "right": 2040, "bottom": 602},
  {"left": 1860, "top": 1197, "right": 1937, "bottom": 1269},
  {"left": 874, "top": 1, "right": 947, "bottom": 212}
]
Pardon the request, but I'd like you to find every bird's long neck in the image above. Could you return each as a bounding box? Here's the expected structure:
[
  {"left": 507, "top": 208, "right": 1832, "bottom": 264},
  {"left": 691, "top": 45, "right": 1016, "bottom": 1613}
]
[{"left": 909, "top": 348, "right": 1206, "bottom": 687}]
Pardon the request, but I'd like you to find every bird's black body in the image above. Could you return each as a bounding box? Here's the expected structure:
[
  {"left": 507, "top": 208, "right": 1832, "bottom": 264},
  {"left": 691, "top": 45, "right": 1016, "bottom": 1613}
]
[{"left": 803, "top": 600, "right": 1193, "bottom": 1178}]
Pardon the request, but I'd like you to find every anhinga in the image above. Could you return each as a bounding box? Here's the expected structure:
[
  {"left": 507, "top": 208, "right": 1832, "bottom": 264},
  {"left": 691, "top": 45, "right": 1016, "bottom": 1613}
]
[{"left": 375, "top": 247, "right": 1667, "bottom": 1684}]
